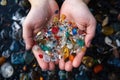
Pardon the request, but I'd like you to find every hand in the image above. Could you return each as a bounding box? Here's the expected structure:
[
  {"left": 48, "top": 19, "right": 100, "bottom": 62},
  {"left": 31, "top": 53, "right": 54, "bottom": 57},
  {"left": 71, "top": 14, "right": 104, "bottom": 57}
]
[
  {"left": 59, "top": 0, "right": 96, "bottom": 71},
  {"left": 23, "top": 0, "right": 59, "bottom": 70}
]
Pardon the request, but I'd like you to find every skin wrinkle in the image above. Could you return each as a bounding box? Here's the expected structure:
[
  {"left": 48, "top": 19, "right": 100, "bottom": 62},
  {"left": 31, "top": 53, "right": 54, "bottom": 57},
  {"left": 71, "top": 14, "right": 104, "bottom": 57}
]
[
  {"left": 26, "top": 0, "right": 59, "bottom": 70},
  {"left": 23, "top": 0, "right": 96, "bottom": 71},
  {"left": 59, "top": 0, "right": 96, "bottom": 70}
]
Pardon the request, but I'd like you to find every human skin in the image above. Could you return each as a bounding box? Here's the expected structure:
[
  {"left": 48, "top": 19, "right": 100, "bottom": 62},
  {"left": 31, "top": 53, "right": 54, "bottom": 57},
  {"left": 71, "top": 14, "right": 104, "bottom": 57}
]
[
  {"left": 23, "top": 0, "right": 96, "bottom": 71},
  {"left": 22, "top": 0, "right": 59, "bottom": 70},
  {"left": 59, "top": 0, "right": 96, "bottom": 71}
]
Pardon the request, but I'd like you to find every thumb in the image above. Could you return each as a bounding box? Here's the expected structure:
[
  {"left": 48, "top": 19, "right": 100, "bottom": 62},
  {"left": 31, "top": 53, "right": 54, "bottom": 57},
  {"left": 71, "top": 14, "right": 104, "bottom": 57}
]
[
  {"left": 85, "top": 19, "right": 96, "bottom": 47},
  {"left": 23, "top": 23, "right": 34, "bottom": 50}
]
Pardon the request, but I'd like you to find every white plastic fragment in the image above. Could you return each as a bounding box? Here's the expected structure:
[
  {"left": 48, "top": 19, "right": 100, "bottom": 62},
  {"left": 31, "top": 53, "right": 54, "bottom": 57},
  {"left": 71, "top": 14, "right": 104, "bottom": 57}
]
[
  {"left": 11, "top": 22, "right": 21, "bottom": 32},
  {"left": 1, "top": 63, "right": 14, "bottom": 78},
  {"left": 116, "top": 39, "right": 120, "bottom": 47},
  {"left": 105, "top": 37, "right": 116, "bottom": 48}
]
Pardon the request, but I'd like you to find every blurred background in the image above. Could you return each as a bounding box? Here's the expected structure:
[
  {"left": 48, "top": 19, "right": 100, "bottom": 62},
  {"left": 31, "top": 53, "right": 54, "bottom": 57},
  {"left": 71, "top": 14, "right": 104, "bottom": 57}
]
[{"left": 0, "top": 0, "right": 120, "bottom": 80}]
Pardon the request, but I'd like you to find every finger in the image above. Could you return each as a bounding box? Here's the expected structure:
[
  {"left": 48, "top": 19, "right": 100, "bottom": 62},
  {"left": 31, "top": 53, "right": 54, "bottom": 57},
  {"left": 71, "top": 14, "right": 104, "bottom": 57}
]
[
  {"left": 48, "top": 0, "right": 60, "bottom": 23},
  {"left": 32, "top": 45, "right": 49, "bottom": 70},
  {"left": 23, "top": 22, "right": 34, "bottom": 50},
  {"left": 72, "top": 47, "right": 86, "bottom": 68},
  {"left": 59, "top": 58, "right": 65, "bottom": 70},
  {"left": 65, "top": 61, "right": 73, "bottom": 71},
  {"left": 77, "top": 23, "right": 86, "bottom": 30},
  {"left": 33, "top": 26, "right": 42, "bottom": 36},
  {"left": 85, "top": 18, "right": 96, "bottom": 47},
  {"left": 49, "top": 62, "right": 55, "bottom": 70},
  {"left": 49, "top": 10, "right": 60, "bottom": 24}
]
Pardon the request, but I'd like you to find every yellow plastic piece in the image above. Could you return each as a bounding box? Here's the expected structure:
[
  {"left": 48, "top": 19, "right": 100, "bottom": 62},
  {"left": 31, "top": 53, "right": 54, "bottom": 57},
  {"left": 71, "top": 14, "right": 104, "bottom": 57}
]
[
  {"left": 102, "top": 26, "right": 114, "bottom": 36},
  {"left": 82, "top": 56, "right": 94, "bottom": 67},
  {"left": 62, "top": 45, "right": 70, "bottom": 60},
  {"left": 53, "top": 17, "right": 59, "bottom": 23},
  {"left": 60, "top": 14, "right": 66, "bottom": 22},
  {"left": 81, "top": 47, "right": 86, "bottom": 52}
]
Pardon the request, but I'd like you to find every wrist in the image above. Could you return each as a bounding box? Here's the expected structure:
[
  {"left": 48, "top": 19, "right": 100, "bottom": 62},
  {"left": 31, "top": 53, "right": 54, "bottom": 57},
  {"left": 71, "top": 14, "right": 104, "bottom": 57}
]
[
  {"left": 65, "top": 0, "right": 90, "bottom": 4},
  {"left": 28, "top": 0, "right": 48, "bottom": 7}
]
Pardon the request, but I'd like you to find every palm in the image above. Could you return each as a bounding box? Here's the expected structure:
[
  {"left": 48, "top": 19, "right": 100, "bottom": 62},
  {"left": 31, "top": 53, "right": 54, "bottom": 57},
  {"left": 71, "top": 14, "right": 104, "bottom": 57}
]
[
  {"left": 59, "top": 0, "right": 96, "bottom": 71},
  {"left": 23, "top": 0, "right": 59, "bottom": 70},
  {"left": 23, "top": 1, "right": 59, "bottom": 37},
  {"left": 61, "top": 0, "right": 95, "bottom": 29}
]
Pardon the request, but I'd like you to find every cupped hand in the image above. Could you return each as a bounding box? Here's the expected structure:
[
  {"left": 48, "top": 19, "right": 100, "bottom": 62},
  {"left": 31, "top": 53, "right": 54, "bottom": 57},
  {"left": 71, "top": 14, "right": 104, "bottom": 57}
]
[
  {"left": 23, "top": 0, "right": 59, "bottom": 70},
  {"left": 59, "top": 0, "right": 96, "bottom": 71}
]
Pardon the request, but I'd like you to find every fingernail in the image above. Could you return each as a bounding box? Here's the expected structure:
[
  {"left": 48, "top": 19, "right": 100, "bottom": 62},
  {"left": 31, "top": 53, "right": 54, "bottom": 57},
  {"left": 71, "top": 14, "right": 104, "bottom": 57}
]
[{"left": 33, "top": 45, "right": 40, "bottom": 51}]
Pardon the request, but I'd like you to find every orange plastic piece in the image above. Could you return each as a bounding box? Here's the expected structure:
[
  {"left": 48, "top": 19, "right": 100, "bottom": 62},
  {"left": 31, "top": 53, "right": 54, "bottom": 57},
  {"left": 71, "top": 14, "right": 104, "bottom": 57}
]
[
  {"left": 61, "top": 14, "right": 66, "bottom": 20},
  {"left": 23, "top": 65, "right": 27, "bottom": 71},
  {"left": 40, "top": 76, "right": 43, "bottom": 80},
  {"left": 81, "top": 47, "right": 86, "bottom": 52},
  {"left": 0, "top": 57, "right": 6, "bottom": 65},
  {"left": 94, "top": 64, "right": 103, "bottom": 74},
  {"left": 69, "top": 54, "right": 75, "bottom": 62},
  {"left": 60, "top": 14, "right": 66, "bottom": 22}
]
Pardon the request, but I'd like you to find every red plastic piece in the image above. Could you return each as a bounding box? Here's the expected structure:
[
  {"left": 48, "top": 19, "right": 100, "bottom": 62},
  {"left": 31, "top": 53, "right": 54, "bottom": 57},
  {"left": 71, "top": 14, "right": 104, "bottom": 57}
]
[
  {"left": 39, "top": 54, "right": 43, "bottom": 58},
  {"left": 52, "top": 26, "right": 59, "bottom": 34}
]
